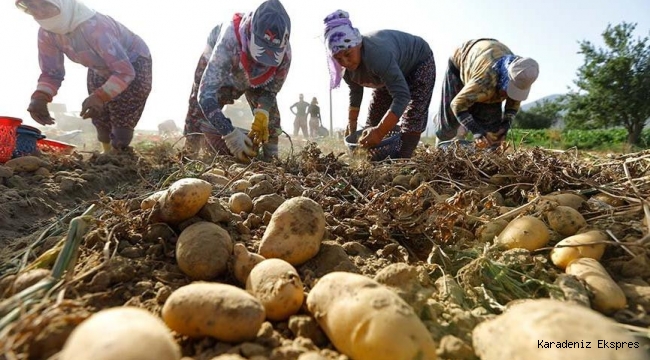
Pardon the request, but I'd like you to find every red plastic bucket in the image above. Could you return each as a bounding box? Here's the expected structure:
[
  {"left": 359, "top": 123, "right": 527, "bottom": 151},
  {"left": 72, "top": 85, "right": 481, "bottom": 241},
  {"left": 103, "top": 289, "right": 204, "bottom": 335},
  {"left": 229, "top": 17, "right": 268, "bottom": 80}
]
[{"left": 0, "top": 117, "right": 23, "bottom": 163}]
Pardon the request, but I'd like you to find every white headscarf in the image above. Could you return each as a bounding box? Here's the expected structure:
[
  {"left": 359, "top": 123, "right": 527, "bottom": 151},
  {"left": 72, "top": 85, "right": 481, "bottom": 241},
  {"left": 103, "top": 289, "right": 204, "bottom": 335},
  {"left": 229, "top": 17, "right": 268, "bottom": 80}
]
[{"left": 35, "top": 0, "right": 96, "bottom": 34}]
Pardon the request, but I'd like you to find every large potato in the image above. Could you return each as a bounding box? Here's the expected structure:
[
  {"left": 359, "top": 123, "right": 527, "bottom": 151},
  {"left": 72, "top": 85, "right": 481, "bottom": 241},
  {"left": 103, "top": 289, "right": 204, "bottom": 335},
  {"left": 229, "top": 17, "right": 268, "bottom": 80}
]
[
  {"left": 307, "top": 272, "right": 437, "bottom": 360},
  {"left": 162, "top": 282, "right": 265, "bottom": 342},
  {"left": 246, "top": 258, "right": 304, "bottom": 321},
  {"left": 472, "top": 299, "right": 647, "bottom": 360},
  {"left": 495, "top": 216, "right": 550, "bottom": 251},
  {"left": 566, "top": 258, "right": 627, "bottom": 314},
  {"left": 550, "top": 230, "right": 607, "bottom": 269},
  {"left": 154, "top": 178, "right": 213, "bottom": 224},
  {"left": 60, "top": 307, "right": 180, "bottom": 360},
  {"left": 545, "top": 205, "right": 587, "bottom": 236},
  {"left": 259, "top": 197, "right": 325, "bottom": 265},
  {"left": 176, "top": 222, "right": 233, "bottom": 280}
]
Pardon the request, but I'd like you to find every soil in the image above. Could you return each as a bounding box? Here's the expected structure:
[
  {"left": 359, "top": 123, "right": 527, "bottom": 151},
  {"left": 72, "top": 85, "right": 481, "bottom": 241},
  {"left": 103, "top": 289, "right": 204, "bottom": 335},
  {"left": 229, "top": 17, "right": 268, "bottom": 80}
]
[{"left": 1, "top": 140, "right": 650, "bottom": 360}]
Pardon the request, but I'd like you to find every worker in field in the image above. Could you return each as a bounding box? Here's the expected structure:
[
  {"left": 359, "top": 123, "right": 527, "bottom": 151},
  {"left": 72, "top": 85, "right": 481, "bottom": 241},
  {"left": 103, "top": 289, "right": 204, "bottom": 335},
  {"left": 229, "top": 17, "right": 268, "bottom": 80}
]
[
  {"left": 290, "top": 94, "right": 309, "bottom": 138},
  {"left": 17, "top": 0, "right": 152, "bottom": 154},
  {"left": 308, "top": 97, "right": 322, "bottom": 138},
  {"left": 324, "top": 10, "right": 436, "bottom": 158},
  {"left": 432, "top": 39, "right": 539, "bottom": 148},
  {"left": 183, "top": 0, "right": 291, "bottom": 163}
]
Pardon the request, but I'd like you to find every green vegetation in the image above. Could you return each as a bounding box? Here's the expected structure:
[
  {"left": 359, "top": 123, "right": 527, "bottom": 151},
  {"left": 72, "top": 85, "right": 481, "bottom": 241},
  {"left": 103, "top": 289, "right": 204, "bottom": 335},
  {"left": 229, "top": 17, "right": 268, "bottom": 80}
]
[{"left": 506, "top": 128, "right": 650, "bottom": 151}]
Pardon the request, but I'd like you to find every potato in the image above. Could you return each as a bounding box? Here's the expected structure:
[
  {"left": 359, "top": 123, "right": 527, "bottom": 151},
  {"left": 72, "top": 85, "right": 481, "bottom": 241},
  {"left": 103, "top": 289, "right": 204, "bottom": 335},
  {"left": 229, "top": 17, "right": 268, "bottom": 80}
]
[
  {"left": 60, "top": 307, "right": 180, "bottom": 360},
  {"left": 543, "top": 193, "right": 586, "bottom": 210},
  {"left": 232, "top": 243, "right": 265, "bottom": 284},
  {"left": 176, "top": 222, "right": 233, "bottom": 280},
  {"left": 259, "top": 197, "right": 325, "bottom": 265},
  {"left": 476, "top": 219, "right": 509, "bottom": 243},
  {"left": 307, "top": 272, "right": 437, "bottom": 360},
  {"left": 566, "top": 258, "right": 627, "bottom": 314},
  {"left": 4, "top": 156, "right": 49, "bottom": 172},
  {"left": 141, "top": 190, "right": 167, "bottom": 210},
  {"left": 200, "top": 173, "right": 230, "bottom": 186},
  {"left": 550, "top": 230, "right": 607, "bottom": 269},
  {"left": 495, "top": 216, "right": 550, "bottom": 251},
  {"left": 246, "top": 258, "right": 304, "bottom": 321},
  {"left": 162, "top": 282, "right": 265, "bottom": 342},
  {"left": 591, "top": 193, "right": 626, "bottom": 207},
  {"left": 248, "top": 173, "right": 271, "bottom": 185},
  {"left": 12, "top": 268, "right": 50, "bottom": 294},
  {"left": 152, "top": 178, "right": 213, "bottom": 224},
  {"left": 545, "top": 205, "right": 587, "bottom": 236},
  {"left": 472, "top": 299, "right": 647, "bottom": 360},
  {"left": 231, "top": 179, "right": 252, "bottom": 192},
  {"left": 229, "top": 192, "right": 253, "bottom": 214}
]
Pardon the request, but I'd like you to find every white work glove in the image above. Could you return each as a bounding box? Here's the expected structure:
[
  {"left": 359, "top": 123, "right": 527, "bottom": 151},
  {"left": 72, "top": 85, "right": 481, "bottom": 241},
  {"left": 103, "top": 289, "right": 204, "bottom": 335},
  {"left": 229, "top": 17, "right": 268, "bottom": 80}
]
[{"left": 223, "top": 128, "right": 257, "bottom": 163}]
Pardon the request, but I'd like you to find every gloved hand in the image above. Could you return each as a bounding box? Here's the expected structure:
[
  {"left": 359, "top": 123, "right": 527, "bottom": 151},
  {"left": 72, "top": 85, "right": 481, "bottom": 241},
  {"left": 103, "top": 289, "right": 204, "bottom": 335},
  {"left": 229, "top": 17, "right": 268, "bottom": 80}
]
[
  {"left": 224, "top": 128, "right": 257, "bottom": 163},
  {"left": 80, "top": 94, "right": 105, "bottom": 119},
  {"left": 476, "top": 128, "right": 507, "bottom": 148},
  {"left": 248, "top": 108, "right": 270, "bottom": 147},
  {"left": 27, "top": 92, "right": 54, "bottom": 125},
  {"left": 345, "top": 120, "right": 357, "bottom": 137}
]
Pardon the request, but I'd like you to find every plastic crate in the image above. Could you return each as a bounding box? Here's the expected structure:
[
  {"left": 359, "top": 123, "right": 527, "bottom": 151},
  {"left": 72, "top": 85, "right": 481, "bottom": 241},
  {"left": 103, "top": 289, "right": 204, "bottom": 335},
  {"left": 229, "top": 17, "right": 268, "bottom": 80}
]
[
  {"left": 0, "top": 117, "right": 22, "bottom": 163},
  {"left": 37, "top": 138, "right": 76, "bottom": 155},
  {"left": 13, "top": 125, "right": 45, "bottom": 158},
  {"left": 344, "top": 125, "right": 402, "bottom": 161}
]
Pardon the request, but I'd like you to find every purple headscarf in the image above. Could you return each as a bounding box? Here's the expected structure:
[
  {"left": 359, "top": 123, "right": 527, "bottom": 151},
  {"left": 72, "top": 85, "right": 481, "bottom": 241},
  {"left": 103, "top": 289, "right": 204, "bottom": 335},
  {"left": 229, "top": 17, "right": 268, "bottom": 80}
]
[{"left": 323, "top": 10, "right": 362, "bottom": 89}]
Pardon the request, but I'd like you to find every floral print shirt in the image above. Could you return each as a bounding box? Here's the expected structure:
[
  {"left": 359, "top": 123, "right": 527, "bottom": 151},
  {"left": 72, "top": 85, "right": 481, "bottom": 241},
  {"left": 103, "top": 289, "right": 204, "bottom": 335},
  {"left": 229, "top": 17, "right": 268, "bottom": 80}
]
[
  {"left": 450, "top": 39, "right": 521, "bottom": 116},
  {"left": 197, "top": 18, "right": 291, "bottom": 135},
  {"left": 36, "top": 13, "right": 150, "bottom": 102}
]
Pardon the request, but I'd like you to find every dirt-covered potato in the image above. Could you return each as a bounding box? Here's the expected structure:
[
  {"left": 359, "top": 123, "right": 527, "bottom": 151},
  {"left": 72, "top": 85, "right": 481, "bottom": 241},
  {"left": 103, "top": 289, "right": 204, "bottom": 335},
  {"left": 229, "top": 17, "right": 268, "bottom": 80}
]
[
  {"left": 591, "top": 193, "right": 626, "bottom": 207},
  {"left": 566, "top": 258, "right": 627, "bottom": 314},
  {"left": 141, "top": 190, "right": 167, "bottom": 210},
  {"left": 306, "top": 272, "right": 437, "bottom": 360},
  {"left": 258, "top": 197, "right": 325, "bottom": 265},
  {"left": 543, "top": 193, "right": 586, "bottom": 210},
  {"left": 545, "top": 205, "right": 587, "bottom": 236},
  {"left": 60, "top": 307, "right": 180, "bottom": 360},
  {"left": 11, "top": 268, "right": 50, "bottom": 294},
  {"left": 232, "top": 243, "right": 265, "bottom": 284},
  {"left": 495, "top": 216, "right": 550, "bottom": 251},
  {"left": 162, "top": 282, "right": 265, "bottom": 342},
  {"left": 231, "top": 179, "right": 252, "bottom": 192},
  {"left": 4, "top": 156, "right": 49, "bottom": 172},
  {"left": 472, "top": 299, "right": 647, "bottom": 360},
  {"left": 246, "top": 258, "right": 304, "bottom": 321},
  {"left": 176, "top": 222, "right": 233, "bottom": 280},
  {"left": 153, "top": 178, "right": 213, "bottom": 224},
  {"left": 550, "top": 230, "right": 607, "bottom": 269},
  {"left": 229, "top": 192, "right": 253, "bottom": 214},
  {"left": 476, "top": 219, "right": 509, "bottom": 243}
]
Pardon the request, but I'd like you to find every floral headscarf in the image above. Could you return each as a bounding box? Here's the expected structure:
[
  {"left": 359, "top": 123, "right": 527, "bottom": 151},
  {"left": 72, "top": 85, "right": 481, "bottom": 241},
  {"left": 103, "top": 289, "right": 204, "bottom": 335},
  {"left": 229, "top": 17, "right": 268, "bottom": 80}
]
[{"left": 323, "top": 10, "right": 362, "bottom": 89}]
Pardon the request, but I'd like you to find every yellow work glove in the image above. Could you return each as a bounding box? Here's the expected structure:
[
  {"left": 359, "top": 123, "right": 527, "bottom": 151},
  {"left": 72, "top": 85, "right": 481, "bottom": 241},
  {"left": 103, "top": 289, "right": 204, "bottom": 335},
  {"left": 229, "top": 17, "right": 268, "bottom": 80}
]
[{"left": 249, "top": 108, "right": 270, "bottom": 147}]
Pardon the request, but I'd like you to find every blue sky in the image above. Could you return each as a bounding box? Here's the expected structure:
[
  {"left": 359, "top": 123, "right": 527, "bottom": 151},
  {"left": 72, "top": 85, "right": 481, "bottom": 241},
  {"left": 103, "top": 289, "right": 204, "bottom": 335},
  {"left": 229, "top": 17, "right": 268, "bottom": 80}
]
[{"left": 0, "top": 0, "right": 648, "bottom": 132}]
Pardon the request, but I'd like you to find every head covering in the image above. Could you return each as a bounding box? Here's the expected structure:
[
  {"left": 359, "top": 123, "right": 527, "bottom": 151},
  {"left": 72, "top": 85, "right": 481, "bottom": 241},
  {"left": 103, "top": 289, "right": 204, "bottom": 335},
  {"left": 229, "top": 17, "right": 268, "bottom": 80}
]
[
  {"left": 506, "top": 57, "right": 539, "bottom": 101},
  {"left": 493, "top": 55, "right": 517, "bottom": 93},
  {"left": 323, "top": 10, "right": 362, "bottom": 89},
  {"left": 17, "top": 0, "right": 96, "bottom": 34},
  {"left": 249, "top": 0, "right": 291, "bottom": 67}
]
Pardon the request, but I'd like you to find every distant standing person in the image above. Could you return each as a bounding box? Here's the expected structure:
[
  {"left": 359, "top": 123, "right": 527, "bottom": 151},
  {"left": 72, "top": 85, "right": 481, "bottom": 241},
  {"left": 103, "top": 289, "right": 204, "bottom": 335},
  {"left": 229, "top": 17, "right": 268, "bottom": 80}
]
[
  {"left": 323, "top": 10, "right": 436, "bottom": 158},
  {"left": 183, "top": 0, "right": 291, "bottom": 162},
  {"left": 17, "top": 0, "right": 152, "bottom": 154},
  {"left": 308, "top": 97, "right": 322, "bottom": 138},
  {"left": 290, "top": 94, "right": 309, "bottom": 138},
  {"left": 433, "top": 38, "right": 539, "bottom": 148}
]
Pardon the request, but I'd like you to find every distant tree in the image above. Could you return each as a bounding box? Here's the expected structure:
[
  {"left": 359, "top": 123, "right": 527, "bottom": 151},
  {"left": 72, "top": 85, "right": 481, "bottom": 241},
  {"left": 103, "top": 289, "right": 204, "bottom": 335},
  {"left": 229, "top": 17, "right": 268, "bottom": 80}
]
[
  {"left": 514, "top": 100, "right": 563, "bottom": 129},
  {"left": 563, "top": 22, "right": 650, "bottom": 144}
]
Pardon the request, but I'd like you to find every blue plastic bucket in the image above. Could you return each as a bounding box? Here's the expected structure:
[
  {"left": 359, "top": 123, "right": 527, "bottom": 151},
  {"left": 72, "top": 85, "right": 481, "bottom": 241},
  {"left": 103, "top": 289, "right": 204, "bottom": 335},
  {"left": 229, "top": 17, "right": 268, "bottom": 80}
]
[{"left": 12, "top": 125, "right": 46, "bottom": 158}]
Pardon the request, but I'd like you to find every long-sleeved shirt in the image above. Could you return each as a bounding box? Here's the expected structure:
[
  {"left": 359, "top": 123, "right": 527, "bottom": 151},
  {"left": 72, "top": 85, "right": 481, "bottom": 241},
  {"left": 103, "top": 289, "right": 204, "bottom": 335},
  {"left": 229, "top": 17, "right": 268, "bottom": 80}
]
[
  {"left": 197, "top": 19, "right": 291, "bottom": 135},
  {"left": 290, "top": 100, "right": 309, "bottom": 116},
  {"left": 450, "top": 39, "right": 521, "bottom": 117},
  {"left": 36, "top": 13, "right": 150, "bottom": 102},
  {"left": 343, "top": 30, "right": 432, "bottom": 118}
]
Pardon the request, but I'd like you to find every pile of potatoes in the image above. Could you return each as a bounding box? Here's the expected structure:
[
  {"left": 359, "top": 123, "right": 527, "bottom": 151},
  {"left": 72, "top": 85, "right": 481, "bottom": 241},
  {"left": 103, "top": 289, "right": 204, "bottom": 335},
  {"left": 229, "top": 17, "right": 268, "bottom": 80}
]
[{"left": 485, "top": 192, "right": 628, "bottom": 314}]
